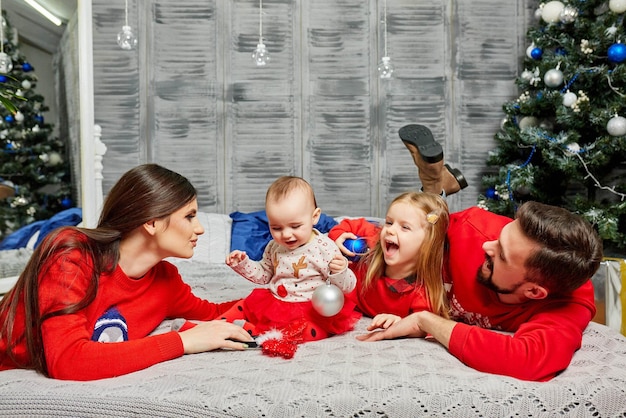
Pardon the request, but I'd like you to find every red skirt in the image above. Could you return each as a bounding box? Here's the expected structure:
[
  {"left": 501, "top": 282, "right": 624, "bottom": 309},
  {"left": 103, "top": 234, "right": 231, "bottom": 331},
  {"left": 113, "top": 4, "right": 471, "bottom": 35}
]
[{"left": 242, "top": 288, "right": 361, "bottom": 341}]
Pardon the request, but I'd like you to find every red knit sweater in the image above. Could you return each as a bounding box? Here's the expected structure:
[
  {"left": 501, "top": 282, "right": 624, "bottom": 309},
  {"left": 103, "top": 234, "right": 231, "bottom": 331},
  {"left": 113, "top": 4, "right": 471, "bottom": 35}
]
[
  {"left": 444, "top": 207, "right": 596, "bottom": 381},
  {"left": 0, "top": 233, "right": 237, "bottom": 381}
]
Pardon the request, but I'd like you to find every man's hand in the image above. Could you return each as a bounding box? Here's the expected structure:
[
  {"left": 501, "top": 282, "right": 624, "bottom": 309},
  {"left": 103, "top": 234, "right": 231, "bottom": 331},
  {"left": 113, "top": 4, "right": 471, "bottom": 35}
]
[
  {"left": 357, "top": 311, "right": 456, "bottom": 347},
  {"left": 367, "top": 313, "right": 402, "bottom": 330},
  {"left": 357, "top": 312, "right": 426, "bottom": 342}
]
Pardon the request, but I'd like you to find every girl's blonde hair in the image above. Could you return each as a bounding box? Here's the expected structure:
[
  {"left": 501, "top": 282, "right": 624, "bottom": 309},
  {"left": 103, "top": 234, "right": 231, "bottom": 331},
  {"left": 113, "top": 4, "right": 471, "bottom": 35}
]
[{"left": 360, "top": 191, "right": 450, "bottom": 318}]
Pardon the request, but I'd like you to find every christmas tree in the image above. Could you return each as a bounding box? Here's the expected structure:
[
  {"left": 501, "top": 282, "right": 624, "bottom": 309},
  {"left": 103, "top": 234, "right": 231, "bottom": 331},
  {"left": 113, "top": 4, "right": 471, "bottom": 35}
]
[
  {"left": 479, "top": 0, "right": 626, "bottom": 253},
  {"left": 0, "top": 11, "right": 72, "bottom": 240}
]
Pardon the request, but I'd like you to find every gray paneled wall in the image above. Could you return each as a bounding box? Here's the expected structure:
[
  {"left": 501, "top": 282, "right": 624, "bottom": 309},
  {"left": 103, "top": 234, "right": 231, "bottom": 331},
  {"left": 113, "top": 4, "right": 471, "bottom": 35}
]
[{"left": 90, "top": 0, "right": 534, "bottom": 217}]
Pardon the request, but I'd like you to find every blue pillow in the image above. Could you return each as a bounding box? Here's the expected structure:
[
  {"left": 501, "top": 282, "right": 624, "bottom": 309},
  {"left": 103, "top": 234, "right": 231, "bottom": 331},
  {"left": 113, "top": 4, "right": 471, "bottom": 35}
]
[
  {"left": 0, "top": 208, "right": 82, "bottom": 250},
  {"left": 229, "top": 210, "right": 338, "bottom": 261}
]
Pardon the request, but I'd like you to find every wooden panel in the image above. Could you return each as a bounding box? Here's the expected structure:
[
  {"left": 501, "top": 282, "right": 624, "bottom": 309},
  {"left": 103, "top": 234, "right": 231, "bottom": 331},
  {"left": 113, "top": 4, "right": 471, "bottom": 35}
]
[
  {"left": 303, "top": 0, "right": 375, "bottom": 217},
  {"left": 148, "top": 1, "right": 222, "bottom": 210},
  {"left": 92, "top": 2, "right": 142, "bottom": 189},
  {"left": 224, "top": 0, "right": 299, "bottom": 213},
  {"left": 379, "top": 0, "right": 448, "bottom": 215},
  {"left": 88, "top": 0, "right": 534, "bottom": 218},
  {"left": 450, "top": 0, "right": 530, "bottom": 212}
]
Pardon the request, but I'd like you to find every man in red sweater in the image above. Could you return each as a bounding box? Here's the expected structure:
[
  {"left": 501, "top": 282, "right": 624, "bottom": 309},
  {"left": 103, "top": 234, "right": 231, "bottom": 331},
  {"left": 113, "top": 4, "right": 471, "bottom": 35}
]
[{"left": 357, "top": 125, "right": 603, "bottom": 381}]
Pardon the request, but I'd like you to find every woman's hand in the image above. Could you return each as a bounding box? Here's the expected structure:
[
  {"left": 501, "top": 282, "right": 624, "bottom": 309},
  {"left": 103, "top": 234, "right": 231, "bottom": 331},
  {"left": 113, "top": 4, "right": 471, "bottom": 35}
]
[
  {"left": 334, "top": 232, "right": 358, "bottom": 258},
  {"left": 225, "top": 250, "right": 247, "bottom": 267},
  {"left": 179, "top": 320, "right": 254, "bottom": 354}
]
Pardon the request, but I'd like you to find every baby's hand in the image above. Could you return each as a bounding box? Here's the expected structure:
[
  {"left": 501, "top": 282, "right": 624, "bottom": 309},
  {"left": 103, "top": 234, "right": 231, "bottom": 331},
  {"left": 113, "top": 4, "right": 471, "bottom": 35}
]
[
  {"left": 367, "top": 313, "right": 402, "bottom": 331},
  {"left": 334, "top": 232, "right": 358, "bottom": 258},
  {"left": 225, "top": 250, "right": 247, "bottom": 267},
  {"left": 328, "top": 253, "right": 348, "bottom": 274}
]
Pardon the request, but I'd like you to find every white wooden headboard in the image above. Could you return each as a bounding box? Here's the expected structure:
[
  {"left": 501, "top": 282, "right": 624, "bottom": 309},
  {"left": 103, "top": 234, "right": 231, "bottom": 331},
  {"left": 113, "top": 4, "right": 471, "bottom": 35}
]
[{"left": 78, "top": 0, "right": 99, "bottom": 228}]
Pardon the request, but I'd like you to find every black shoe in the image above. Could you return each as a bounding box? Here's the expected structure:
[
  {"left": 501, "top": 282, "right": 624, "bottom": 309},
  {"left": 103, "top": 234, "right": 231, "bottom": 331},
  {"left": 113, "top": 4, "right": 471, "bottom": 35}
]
[
  {"left": 445, "top": 164, "right": 468, "bottom": 190},
  {"left": 398, "top": 124, "right": 444, "bottom": 164}
]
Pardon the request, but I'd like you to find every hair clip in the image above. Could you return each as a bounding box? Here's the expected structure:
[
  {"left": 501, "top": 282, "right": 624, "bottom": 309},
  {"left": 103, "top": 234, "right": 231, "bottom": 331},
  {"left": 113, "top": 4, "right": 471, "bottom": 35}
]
[{"left": 426, "top": 212, "right": 439, "bottom": 225}]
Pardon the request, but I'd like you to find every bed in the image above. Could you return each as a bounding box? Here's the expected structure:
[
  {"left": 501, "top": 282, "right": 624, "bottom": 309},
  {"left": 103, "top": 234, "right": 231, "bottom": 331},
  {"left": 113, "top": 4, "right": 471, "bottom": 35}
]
[
  {"left": 1, "top": 131, "right": 626, "bottom": 417},
  {"left": 0, "top": 210, "right": 625, "bottom": 417}
]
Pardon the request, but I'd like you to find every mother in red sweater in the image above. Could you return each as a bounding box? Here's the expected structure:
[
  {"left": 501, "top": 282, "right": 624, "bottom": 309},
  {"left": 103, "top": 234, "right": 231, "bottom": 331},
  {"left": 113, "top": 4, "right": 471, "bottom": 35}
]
[
  {"left": 0, "top": 164, "right": 253, "bottom": 380},
  {"left": 356, "top": 125, "right": 603, "bottom": 381}
]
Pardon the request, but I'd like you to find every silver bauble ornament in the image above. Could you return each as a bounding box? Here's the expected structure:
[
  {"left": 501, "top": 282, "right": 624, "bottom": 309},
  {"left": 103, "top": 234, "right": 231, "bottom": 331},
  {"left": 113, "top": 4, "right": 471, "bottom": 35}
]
[
  {"left": 560, "top": 6, "right": 578, "bottom": 23},
  {"left": 565, "top": 142, "right": 581, "bottom": 156},
  {"left": 516, "top": 185, "right": 531, "bottom": 196},
  {"left": 48, "top": 152, "right": 63, "bottom": 166},
  {"left": 521, "top": 69, "right": 533, "bottom": 81},
  {"left": 562, "top": 91, "right": 577, "bottom": 107},
  {"left": 544, "top": 69, "right": 564, "bottom": 87},
  {"left": 542, "top": 1, "right": 565, "bottom": 23},
  {"left": 0, "top": 52, "right": 13, "bottom": 74},
  {"left": 519, "top": 116, "right": 539, "bottom": 130},
  {"left": 312, "top": 281, "right": 344, "bottom": 317},
  {"left": 607, "top": 115, "right": 626, "bottom": 136},
  {"left": 609, "top": 0, "right": 626, "bottom": 13}
]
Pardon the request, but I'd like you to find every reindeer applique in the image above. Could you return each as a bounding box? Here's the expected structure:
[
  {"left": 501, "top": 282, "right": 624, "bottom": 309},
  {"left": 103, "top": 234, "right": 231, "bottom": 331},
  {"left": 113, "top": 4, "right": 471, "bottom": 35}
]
[{"left": 292, "top": 255, "right": 307, "bottom": 278}]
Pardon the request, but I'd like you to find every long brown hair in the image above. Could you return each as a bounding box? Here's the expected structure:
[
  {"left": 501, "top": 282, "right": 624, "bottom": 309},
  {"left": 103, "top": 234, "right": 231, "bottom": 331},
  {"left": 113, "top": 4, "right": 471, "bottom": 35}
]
[
  {"left": 361, "top": 192, "right": 450, "bottom": 318},
  {"left": 0, "top": 164, "right": 197, "bottom": 375}
]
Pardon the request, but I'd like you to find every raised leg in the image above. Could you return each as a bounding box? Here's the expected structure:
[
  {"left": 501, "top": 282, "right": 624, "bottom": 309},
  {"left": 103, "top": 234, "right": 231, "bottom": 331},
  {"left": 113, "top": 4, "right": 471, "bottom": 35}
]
[{"left": 399, "top": 124, "right": 468, "bottom": 195}]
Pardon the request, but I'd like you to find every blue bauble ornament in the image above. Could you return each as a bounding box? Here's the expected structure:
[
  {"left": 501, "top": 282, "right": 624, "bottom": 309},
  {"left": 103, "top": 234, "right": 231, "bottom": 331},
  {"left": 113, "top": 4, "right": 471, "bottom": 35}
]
[
  {"left": 34, "top": 114, "right": 44, "bottom": 124},
  {"left": 21, "top": 62, "right": 33, "bottom": 72},
  {"left": 4, "top": 115, "right": 14, "bottom": 123},
  {"left": 555, "top": 47, "right": 567, "bottom": 56},
  {"left": 344, "top": 237, "right": 368, "bottom": 262},
  {"left": 0, "top": 75, "right": 6, "bottom": 83},
  {"left": 485, "top": 187, "right": 498, "bottom": 200},
  {"left": 61, "top": 197, "right": 72, "bottom": 208},
  {"left": 608, "top": 43, "right": 626, "bottom": 63},
  {"left": 530, "top": 47, "right": 543, "bottom": 60}
]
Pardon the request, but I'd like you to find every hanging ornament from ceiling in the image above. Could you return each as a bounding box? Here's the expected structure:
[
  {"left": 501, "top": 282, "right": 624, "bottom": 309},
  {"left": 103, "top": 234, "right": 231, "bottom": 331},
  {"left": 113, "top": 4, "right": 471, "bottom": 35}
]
[
  {"left": 252, "top": 0, "right": 269, "bottom": 66},
  {"left": 377, "top": 0, "right": 393, "bottom": 79},
  {"left": 117, "top": 0, "right": 137, "bottom": 50}
]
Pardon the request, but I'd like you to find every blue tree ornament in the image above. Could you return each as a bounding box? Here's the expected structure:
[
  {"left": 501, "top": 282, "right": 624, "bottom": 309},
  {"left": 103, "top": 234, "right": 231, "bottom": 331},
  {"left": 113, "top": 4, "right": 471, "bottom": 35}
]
[
  {"left": 61, "top": 197, "right": 72, "bottom": 208},
  {"left": 34, "top": 114, "right": 44, "bottom": 124},
  {"left": 4, "top": 114, "right": 14, "bottom": 123},
  {"left": 608, "top": 43, "right": 626, "bottom": 64},
  {"left": 21, "top": 62, "right": 33, "bottom": 72},
  {"left": 344, "top": 237, "right": 368, "bottom": 262},
  {"left": 485, "top": 187, "right": 498, "bottom": 200},
  {"left": 0, "top": 75, "right": 6, "bottom": 83},
  {"left": 530, "top": 47, "right": 543, "bottom": 60}
]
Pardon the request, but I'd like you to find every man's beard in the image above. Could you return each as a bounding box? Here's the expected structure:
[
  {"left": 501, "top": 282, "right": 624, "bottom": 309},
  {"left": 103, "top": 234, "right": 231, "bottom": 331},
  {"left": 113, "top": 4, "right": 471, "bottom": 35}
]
[{"left": 476, "top": 254, "right": 523, "bottom": 295}]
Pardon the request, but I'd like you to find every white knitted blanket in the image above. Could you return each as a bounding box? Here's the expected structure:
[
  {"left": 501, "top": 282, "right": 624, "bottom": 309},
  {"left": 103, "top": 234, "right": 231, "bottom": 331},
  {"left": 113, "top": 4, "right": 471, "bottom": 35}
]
[{"left": 1, "top": 262, "right": 625, "bottom": 417}]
